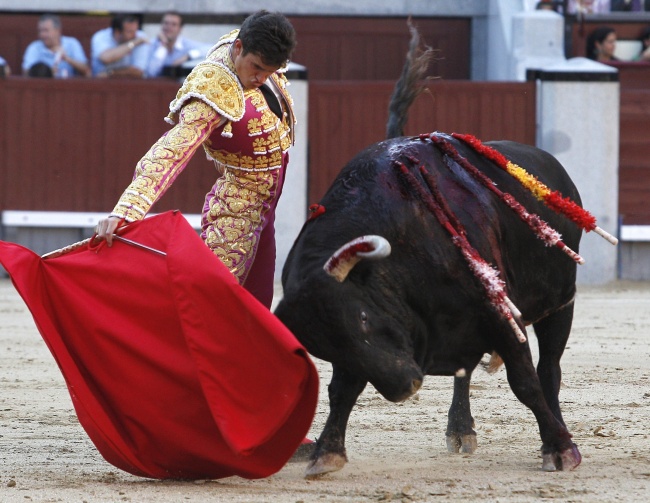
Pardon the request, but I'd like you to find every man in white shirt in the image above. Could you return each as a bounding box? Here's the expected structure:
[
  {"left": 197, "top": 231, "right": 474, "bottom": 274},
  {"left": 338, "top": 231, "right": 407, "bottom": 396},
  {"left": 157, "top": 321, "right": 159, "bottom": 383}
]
[{"left": 146, "top": 11, "right": 210, "bottom": 78}]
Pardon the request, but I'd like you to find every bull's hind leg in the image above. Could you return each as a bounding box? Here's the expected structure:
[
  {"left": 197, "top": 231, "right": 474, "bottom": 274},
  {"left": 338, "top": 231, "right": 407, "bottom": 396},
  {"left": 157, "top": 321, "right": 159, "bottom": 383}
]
[
  {"left": 305, "top": 364, "right": 367, "bottom": 478},
  {"left": 533, "top": 302, "right": 580, "bottom": 471},
  {"left": 493, "top": 328, "right": 581, "bottom": 472},
  {"left": 446, "top": 372, "right": 478, "bottom": 454},
  {"left": 533, "top": 302, "right": 575, "bottom": 426}
]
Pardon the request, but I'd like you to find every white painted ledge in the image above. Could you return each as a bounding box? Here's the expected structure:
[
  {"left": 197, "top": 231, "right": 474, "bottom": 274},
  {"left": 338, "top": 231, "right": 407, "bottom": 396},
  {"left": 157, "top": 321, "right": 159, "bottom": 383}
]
[
  {"left": 1, "top": 210, "right": 202, "bottom": 230},
  {"left": 3, "top": 211, "right": 649, "bottom": 243},
  {"left": 619, "top": 225, "right": 650, "bottom": 242}
]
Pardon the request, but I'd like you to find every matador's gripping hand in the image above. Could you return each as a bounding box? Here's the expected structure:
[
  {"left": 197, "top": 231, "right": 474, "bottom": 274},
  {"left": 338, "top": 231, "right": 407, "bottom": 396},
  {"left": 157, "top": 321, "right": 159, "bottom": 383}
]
[{"left": 95, "top": 216, "right": 125, "bottom": 247}]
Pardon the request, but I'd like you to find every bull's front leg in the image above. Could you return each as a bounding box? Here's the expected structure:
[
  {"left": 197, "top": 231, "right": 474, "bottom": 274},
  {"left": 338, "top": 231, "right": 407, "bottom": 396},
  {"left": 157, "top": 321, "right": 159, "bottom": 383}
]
[
  {"left": 446, "top": 372, "right": 478, "bottom": 453},
  {"left": 305, "top": 363, "right": 367, "bottom": 478}
]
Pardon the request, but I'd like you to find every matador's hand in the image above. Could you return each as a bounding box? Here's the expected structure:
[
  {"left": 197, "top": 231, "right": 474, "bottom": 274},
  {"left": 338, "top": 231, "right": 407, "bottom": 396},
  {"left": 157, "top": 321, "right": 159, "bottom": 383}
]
[{"left": 95, "top": 216, "right": 123, "bottom": 247}]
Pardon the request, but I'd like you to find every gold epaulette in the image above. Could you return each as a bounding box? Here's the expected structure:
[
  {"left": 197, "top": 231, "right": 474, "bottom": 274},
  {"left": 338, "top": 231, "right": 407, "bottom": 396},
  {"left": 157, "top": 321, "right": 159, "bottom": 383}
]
[{"left": 165, "top": 61, "right": 245, "bottom": 125}]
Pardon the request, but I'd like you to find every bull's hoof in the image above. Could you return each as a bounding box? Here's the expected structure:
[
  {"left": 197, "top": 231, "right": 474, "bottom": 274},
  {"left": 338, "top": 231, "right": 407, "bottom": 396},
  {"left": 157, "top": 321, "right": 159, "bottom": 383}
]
[
  {"left": 541, "top": 443, "right": 582, "bottom": 471},
  {"left": 304, "top": 452, "right": 347, "bottom": 479},
  {"left": 446, "top": 433, "right": 477, "bottom": 454}
]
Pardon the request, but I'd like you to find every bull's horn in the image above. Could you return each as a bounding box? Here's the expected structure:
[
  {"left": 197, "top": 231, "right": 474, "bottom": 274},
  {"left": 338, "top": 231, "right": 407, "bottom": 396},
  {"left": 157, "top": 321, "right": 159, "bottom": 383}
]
[{"left": 324, "top": 235, "right": 391, "bottom": 282}]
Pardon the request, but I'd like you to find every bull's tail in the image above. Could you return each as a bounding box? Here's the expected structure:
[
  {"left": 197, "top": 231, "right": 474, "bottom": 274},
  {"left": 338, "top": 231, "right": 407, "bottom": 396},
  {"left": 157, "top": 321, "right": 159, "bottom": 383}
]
[{"left": 385, "top": 21, "right": 435, "bottom": 140}]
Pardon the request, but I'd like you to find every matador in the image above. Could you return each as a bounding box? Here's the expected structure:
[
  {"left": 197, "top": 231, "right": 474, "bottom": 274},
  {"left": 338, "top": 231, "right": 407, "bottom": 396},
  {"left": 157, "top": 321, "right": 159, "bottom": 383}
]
[{"left": 104, "top": 27, "right": 296, "bottom": 308}]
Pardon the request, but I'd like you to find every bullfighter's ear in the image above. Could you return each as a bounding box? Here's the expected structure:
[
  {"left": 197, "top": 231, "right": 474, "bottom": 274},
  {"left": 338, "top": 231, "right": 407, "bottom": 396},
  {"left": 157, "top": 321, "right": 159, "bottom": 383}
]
[{"left": 323, "top": 235, "right": 391, "bottom": 282}]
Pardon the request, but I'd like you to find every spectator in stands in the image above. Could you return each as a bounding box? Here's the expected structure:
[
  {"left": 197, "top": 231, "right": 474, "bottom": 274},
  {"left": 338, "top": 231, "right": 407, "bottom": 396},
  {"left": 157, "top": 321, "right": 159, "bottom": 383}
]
[
  {"left": 27, "top": 62, "right": 54, "bottom": 78},
  {"left": 586, "top": 26, "right": 619, "bottom": 61},
  {"left": 0, "top": 55, "right": 10, "bottom": 77},
  {"left": 91, "top": 13, "right": 149, "bottom": 78},
  {"left": 22, "top": 14, "right": 90, "bottom": 78},
  {"left": 146, "top": 11, "right": 211, "bottom": 78},
  {"left": 635, "top": 26, "right": 650, "bottom": 61},
  {"left": 611, "top": 0, "right": 646, "bottom": 11},
  {"left": 568, "top": 0, "right": 611, "bottom": 13}
]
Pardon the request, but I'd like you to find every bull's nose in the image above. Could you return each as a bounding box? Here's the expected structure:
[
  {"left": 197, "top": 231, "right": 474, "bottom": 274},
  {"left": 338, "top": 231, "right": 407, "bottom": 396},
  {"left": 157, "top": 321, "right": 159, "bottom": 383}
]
[{"left": 391, "top": 378, "right": 423, "bottom": 402}]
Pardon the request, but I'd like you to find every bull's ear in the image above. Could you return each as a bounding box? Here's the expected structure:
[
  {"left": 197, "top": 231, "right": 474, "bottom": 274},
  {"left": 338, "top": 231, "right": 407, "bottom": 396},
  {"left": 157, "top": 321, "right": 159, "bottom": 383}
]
[{"left": 323, "top": 235, "right": 391, "bottom": 282}]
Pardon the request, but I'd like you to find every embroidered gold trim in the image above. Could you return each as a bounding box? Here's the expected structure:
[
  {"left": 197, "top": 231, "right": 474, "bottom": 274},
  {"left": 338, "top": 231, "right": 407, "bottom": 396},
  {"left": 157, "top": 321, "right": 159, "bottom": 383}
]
[
  {"left": 202, "top": 167, "right": 277, "bottom": 282},
  {"left": 166, "top": 62, "right": 245, "bottom": 125}
]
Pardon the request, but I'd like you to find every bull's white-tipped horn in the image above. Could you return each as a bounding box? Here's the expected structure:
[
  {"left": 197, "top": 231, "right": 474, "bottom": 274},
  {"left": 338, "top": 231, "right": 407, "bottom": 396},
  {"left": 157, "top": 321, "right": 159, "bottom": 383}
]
[{"left": 324, "top": 235, "right": 391, "bottom": 282}]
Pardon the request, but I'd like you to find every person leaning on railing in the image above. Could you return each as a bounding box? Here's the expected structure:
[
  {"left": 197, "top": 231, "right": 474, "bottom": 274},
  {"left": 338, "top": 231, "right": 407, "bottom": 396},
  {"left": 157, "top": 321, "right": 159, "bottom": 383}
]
[
  {"left": 91, "top": 13, "right": 149, "bottom": 79},
  {"left": 145, "top": 11, "right": 211, "bottom": 78},
  {"left": 586, "top": 26, "right": 619, "bottom": 62},
  {"left": 22, "top": 13, "right": 90, "bottom": 78}
]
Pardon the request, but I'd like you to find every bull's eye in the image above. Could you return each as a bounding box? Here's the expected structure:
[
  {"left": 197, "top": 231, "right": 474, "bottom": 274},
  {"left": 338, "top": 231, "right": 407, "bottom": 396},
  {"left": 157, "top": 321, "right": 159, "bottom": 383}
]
[{"left": 359, "top": 311, "right": 369, "bottom": 334}]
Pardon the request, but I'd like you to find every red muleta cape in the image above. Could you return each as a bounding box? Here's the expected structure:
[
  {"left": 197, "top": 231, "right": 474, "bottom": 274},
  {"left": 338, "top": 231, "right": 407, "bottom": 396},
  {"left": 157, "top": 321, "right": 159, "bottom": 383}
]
[{"left": 0, "top": 210, "right": 318, "bottom": 479}]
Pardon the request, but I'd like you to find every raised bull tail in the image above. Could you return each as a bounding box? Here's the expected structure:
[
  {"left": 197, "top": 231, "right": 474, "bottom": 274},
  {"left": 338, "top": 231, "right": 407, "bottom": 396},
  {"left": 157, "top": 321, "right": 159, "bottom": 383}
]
[{"left": 385, "top": 21, "right": 436, "bottom": 140}]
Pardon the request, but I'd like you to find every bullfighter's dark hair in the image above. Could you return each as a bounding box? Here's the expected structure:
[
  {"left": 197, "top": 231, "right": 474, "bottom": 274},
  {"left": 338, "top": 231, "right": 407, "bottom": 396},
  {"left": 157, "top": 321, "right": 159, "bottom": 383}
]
[{"left": 237, "top": 10, "right": 296, "bottom": 68}]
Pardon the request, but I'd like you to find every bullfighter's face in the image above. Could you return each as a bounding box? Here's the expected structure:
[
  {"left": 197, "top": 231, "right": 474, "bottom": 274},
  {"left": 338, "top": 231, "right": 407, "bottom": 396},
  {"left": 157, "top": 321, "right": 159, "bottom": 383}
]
[{"left": 231, "top": 39, "right": 279, "bottom": 89}]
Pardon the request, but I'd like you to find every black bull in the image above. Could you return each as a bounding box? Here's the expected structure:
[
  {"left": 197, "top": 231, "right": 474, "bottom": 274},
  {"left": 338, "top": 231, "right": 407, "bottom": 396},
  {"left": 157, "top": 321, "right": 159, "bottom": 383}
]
[{"left": 275, "top": 133, "right": 585, "bottom": 477}]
